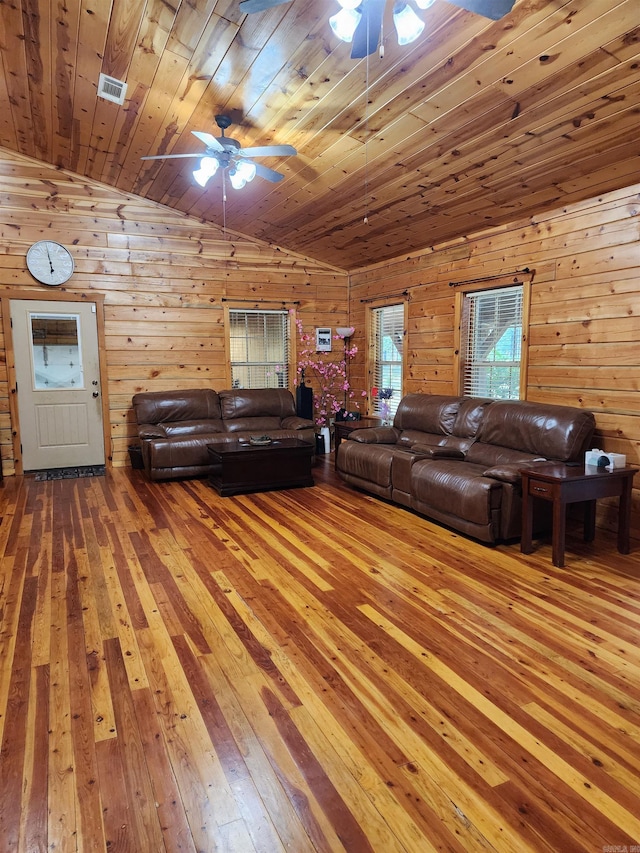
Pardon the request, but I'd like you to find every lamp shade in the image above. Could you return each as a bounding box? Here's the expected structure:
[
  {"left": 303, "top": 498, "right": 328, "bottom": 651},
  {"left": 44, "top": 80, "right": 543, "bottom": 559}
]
[
  {"left": 193, "top": 156, "right": 219, "bottom": 187},
  {"left": 393, "top": 3, "right": 425, "bottom": 45},
  {"left": 229, "top": 171, "right": 246, "bottom": 190},
  {"left": 236, "top": 159, "right": 257, "bottom": 182},
  {"left": 330, "top": 7, "right": 361, "bottom": 42},
  {"left": 336, "top": 326, "right": 355, "bottom": 337}
]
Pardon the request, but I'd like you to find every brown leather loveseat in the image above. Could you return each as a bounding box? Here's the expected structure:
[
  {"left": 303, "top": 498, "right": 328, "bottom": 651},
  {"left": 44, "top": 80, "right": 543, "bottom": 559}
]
[
  {"left": 133, "top": 387, "right": 316, "bottom": 480},
  {"left": 336, "top": 394, "right": 595, "bottom": 543}
]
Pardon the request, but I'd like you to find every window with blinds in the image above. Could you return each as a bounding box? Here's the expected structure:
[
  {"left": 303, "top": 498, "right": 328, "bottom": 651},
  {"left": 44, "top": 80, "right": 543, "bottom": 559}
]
[
  {"left": 371, "top": 304, "right": 405, "bottom": 419},
  {"left": 460, "top": 285, "right": 523, "bottom": 399},
  {"left": 228, "top": 309, "right": 289, "bottom": 389}
]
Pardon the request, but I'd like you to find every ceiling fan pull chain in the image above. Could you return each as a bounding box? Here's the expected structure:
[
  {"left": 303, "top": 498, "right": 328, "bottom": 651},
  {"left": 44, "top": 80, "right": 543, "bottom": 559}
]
[
  {"left": 363, "top": 51, "right": 371, "bottom": 225},
  {"left": 222, "top": 170, "right": 227, "bottom": 237}
]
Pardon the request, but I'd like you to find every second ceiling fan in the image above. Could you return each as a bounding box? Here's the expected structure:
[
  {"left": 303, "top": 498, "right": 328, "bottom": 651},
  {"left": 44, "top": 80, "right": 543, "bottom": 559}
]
[
  {"left": 141, "top": 114, "right": 297, "bottom": 188},
  {"left": 239, "top": 0, "right": 516, "bottom": 59}
]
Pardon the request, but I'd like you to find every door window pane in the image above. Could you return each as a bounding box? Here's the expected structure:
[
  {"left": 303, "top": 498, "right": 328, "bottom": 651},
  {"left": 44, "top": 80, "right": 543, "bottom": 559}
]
[{"left": 30, "top": 314, "right": 84, "bottom": 390}]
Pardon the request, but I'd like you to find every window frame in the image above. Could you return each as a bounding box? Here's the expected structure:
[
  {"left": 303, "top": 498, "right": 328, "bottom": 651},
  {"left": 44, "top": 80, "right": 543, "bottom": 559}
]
[
  {"left": 366, "top": 301, "right": 407, "bottom": 419},
  {"left": 453, "top": 279, "right": 531, "bottom": 399},
  {"left": 224, "top": 304, "right": 295, "bottom": 390}
]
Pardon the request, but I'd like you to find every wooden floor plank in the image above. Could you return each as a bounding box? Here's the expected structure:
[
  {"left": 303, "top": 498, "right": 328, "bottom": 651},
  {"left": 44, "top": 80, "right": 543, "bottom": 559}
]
[{"left": 0, "top": 460, "right": 639, "bottom": 852}]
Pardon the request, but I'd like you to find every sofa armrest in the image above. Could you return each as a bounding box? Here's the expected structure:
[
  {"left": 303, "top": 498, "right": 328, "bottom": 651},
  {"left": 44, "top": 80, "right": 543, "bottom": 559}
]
[
  {"left": 349, "top": 426, "right": 400, "bottom": 443},
  {"left": 483, "top": 460, "right": 547, "bottom": 484},
  {"left": 411, "top": 445, "right": 465, "bottom": 459},
  {"left": 281, "top": 416, "right": 315, "bottom": 430},
  {"left": 138, "top": 423, "right": 168, "bottom": 439}
]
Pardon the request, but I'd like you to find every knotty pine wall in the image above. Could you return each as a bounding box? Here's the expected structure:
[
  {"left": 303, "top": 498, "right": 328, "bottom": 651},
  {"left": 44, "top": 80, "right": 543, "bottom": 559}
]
[
  {"left": 0, "top": 149, "right": 349, "bottom": 475},
  {"left": 348, "top": 183, "right": 640, "bottom": 538}
]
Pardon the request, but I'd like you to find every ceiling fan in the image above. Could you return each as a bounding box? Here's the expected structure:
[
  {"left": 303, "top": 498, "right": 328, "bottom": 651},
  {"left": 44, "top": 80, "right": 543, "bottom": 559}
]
[
  {"left": 239, "top": 0, "right": 516, "bottom": 59},
  {"left": 141, "top": 114, "right": 297, "bottom": 188}
]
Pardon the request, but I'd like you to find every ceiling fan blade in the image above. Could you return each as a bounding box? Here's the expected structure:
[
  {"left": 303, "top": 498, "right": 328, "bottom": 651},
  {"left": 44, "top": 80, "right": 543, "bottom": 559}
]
[
  {"left": 351, "top": 0, "right": 386, "bottom": 59},
  {"left": 141, "top": 152, "right": 203, "bottom": 160},
  {"left": 239, "top": 144, "right": 297, "bottom": 158},
  {"left": 239, "top": 0, "right": 292, "bottom": 12},
  {"left": 447, "top": 0, "right": 516, "bottom": 19},
  {"left": 192, "top": 131, "right": 225, "bottom": 152},
  {"left": 254, "top": 163, "right": 285, "bottom": 183}
]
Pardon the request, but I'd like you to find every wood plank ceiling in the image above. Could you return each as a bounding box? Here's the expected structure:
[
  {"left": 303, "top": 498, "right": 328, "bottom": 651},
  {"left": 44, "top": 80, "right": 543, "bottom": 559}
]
[{"left": 0, "top": 0, "right": 638, "bottom": 271}]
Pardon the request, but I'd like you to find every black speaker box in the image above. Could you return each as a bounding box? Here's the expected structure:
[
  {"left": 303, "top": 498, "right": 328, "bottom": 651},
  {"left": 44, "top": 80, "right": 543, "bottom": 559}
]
[{"left": 296, "top": 384, "right": 313, "bottom": 420}]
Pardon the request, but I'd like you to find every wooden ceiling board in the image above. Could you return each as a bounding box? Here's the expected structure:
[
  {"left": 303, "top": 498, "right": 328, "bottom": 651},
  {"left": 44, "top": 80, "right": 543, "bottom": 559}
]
[{"left": 0, "top": 0, "right": 638, "bottom": 270}]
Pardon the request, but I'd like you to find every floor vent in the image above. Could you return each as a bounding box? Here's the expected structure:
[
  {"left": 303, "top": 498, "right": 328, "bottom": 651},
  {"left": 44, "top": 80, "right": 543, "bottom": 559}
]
[{"left": 98, "top": 73, "right": 127, "bottom": 105}]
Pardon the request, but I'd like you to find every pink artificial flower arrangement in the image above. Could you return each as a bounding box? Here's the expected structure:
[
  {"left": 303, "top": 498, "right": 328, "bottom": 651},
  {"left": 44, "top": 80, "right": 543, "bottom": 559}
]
[{"left": 294, "top": 317, "right": 358, "bottom": 427}]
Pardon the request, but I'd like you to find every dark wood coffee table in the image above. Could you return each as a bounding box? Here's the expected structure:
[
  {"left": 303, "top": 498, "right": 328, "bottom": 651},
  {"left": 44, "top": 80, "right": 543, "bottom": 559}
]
[{"left": 207, "top": 438, "right": 314, "bottom": 496}]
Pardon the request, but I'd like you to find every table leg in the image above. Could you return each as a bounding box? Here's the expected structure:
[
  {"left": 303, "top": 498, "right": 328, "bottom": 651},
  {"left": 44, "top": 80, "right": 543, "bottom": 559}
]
[
  {"left": 617, "top": 474, "right": 633, "bottom": 554},
  {"left": 583, "top": 500, "right": 596, "bottom": 542},
  {"left": 521, "top": 484, "right": 534, "bottom": 554},
  {"left": 552, "top": 497, "right": 566, "bottom": 568}
]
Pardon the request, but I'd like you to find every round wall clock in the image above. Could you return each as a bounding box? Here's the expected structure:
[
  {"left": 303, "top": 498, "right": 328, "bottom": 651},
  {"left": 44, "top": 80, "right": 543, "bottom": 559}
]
[{"left": 26, "top": 240, "right": 75, "bottom": 286}]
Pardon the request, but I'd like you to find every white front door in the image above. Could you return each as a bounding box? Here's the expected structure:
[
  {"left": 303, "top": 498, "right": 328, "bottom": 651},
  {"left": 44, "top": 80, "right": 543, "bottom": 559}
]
[{"left": 10, "top": 299, "right": 105, "bottom": 471}]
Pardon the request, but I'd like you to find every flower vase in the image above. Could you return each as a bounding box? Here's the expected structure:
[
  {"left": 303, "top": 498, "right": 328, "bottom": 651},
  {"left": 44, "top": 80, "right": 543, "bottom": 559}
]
[{"left": 320, "top": 426, "right": 331, "bottom": 454}]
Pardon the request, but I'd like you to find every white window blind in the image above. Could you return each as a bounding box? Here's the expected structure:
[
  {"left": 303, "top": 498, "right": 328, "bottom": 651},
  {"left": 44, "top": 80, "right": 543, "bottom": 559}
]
[
  {"left": 228, "top": 309, "right": 289, "bottom": 389},
  {"left": 371, "top": 304, "right": 404, "bottom": 419},
  {"left": 460, "top": 285, "right": 523, "bottom": 399}
]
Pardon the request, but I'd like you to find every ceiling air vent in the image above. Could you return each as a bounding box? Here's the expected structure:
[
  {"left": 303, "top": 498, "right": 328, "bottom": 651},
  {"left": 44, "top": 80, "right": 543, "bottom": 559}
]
[{"left": 97, "top": 73, "right": 127, "bottom": 105}]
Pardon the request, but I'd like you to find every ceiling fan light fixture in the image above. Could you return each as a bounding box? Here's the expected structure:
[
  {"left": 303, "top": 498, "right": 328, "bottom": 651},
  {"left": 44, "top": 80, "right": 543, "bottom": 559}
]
[
  {"left": 236, "top": 159, "right": 257, "bottom": 182},
  {"left": 337, "top": 0, "right": 361, "bottom": 8},
  {"left": 393, "top": 3, "right": 425, "bottom": 45},
  {"left": 330, "top": 7, "right": 362, "bottom": 42},
  {"left": 193, "top": 156, "right": 219, "bottom": 187},
  {"left": 413, "top": 0, "right": 435, "bottom": 8},
  {"left": 229, "top": 171, "right": 247, "bottom": 190}
]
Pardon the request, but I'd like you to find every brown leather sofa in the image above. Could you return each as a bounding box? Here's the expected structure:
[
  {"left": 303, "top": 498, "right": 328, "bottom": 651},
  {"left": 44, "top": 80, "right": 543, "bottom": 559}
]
[
  {"left": 132, "top": 388, "right": 316, "bottom": 480},
  {"left": 336, "top": 394, "right": 595, "bottom": 543}
]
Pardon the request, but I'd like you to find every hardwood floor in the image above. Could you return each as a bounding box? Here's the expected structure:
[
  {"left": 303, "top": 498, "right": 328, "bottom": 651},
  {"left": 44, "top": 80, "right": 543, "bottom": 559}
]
[{"left": 0, "top": 457, "right": 639, "bottom": 852}]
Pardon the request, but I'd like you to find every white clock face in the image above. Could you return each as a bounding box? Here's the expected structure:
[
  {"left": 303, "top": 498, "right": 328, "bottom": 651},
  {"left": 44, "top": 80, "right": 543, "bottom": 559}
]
[{"left": 26, "top": 241, "right": 75, "bottom": 286}]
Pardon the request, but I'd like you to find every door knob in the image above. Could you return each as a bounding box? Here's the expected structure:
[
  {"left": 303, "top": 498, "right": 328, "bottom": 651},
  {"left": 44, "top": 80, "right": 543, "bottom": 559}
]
[{"left": 93, "top": 391, "right": 99, "bottom": 398}]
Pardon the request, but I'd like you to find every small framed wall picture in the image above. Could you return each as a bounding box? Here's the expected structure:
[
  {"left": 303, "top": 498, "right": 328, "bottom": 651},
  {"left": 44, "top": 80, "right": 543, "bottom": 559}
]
[{"left": 316, "top": 327, "right": 332, "bottom": 352}]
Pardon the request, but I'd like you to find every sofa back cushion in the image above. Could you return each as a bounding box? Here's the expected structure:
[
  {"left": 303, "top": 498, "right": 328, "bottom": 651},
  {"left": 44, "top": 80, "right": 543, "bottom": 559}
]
[
  {"left": 394, "top": 394, "right": 461, "bottom": 437},
  {"left": 452, "top": 397, "right": 494, "bottom": 437},
  {"left": 219, "top": 388, "right": 297, "bottom": 421},
  {"left": 475, "top": 400, "right": 595, "bottom": 461},
  {"left": 133, "top": 388, "right": 221, "bottom": 424}
]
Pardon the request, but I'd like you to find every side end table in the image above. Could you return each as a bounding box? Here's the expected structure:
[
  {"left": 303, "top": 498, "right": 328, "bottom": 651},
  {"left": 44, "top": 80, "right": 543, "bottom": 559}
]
[{"left": 521, "top": 462, "right": 636, "bottom": 567}]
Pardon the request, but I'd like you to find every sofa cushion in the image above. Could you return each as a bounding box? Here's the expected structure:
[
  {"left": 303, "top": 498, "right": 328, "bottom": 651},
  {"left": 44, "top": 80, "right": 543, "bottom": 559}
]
[
  {"left": 349, "top": 426, "right": 400, "bottom": 444},
  {"left": 145, "top": 434, "right": 224, "bottom": 469},
  {"left": 337, "top": 442, "right": 397, "bottom": 488},
  {"left": 161, "top": 419, "right": 225, "bottom": 437},
  {"left": 219, "top": 388, "right": 297, "bottom": 420},
  {"left": 133, "top": 389, "right": 221, "bottom": 424},
  {"left": 224, "top": 416, "right": 284, "bottom": 433},
  {"left": 452, "top": 397, "right": 494, "bottom": 437},
  {"left": 394, "top": 393, "right": 461, "bottom": 435},
  {"left": 477, "top": 400, "right": 595, "bottom": 461},
  {"left": 411, "top": 460, "right": 502, "bottom": 527},
  {"left": 465, "top": 443, "right": 545, "bottom": 467},
  {"left": 396, "top": 429, "right": 448, "bottom": 448}
]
